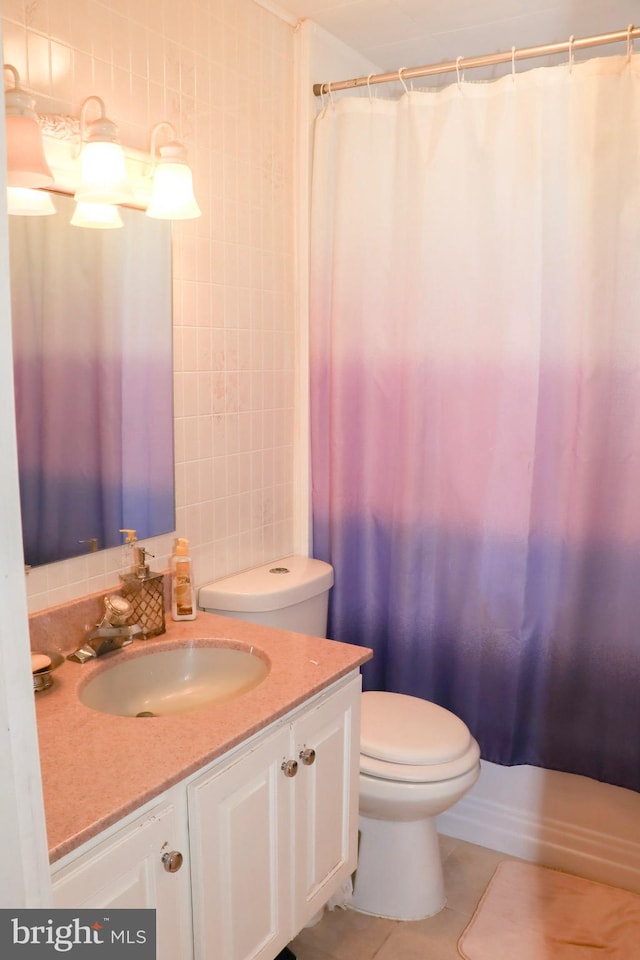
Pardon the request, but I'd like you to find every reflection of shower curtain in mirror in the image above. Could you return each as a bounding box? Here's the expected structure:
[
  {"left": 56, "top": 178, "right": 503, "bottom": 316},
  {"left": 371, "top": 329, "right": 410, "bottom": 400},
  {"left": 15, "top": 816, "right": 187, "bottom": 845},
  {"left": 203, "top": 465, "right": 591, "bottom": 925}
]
[
  {"left": 310, "top": 55, "right": 640, "bottom": 791},
  {"left": 10, "top": 206, "right": 173, "bottom": 566}
]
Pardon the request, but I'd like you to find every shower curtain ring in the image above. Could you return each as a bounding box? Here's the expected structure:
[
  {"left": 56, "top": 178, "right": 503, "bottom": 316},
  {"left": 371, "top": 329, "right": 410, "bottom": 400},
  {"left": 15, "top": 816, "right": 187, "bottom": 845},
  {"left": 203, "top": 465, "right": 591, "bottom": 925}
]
[
  {"left": 511, "top": 46, "right": 517, "bottom": 83},
  {"left": 398, "top": 67, "right": 409, "bottom": 94},
  {"left": 627, "top": 24, "right": 635, "bottom": 61},
  {"left": 366, "top": 73, "right": 374, "bottom": 101},
  {"left": 568, "top": 34, "right": 574, "bottom": 73},
  {"left": 327, "top": 81, "right": 335, "bottom": 105},
  {"left": 456, "top": 56, "right": 464, "bottom": 89}
]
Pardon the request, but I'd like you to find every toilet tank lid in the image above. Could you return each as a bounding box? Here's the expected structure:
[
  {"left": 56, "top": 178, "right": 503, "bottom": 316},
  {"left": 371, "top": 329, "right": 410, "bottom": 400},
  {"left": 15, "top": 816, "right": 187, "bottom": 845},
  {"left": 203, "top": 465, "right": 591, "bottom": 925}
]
[
  {"left": 198, "top": 556, "right": 334, "bottom": 613},
  {"left": 360, "top": 691, "right": 473, "bottom": 765}
]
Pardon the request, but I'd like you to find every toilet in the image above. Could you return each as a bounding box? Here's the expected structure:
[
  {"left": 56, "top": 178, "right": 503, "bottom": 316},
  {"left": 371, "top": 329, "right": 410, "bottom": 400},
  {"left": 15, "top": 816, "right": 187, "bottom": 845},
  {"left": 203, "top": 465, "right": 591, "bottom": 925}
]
[
  {"left": 352, "top": 690, "right": 480, "bottom": 920},
  {"left": 198, "top": 554, "right": 334, "bottom": 636},
  {"left": 199, "top": 556, "right": 480, "bottom": 922}
]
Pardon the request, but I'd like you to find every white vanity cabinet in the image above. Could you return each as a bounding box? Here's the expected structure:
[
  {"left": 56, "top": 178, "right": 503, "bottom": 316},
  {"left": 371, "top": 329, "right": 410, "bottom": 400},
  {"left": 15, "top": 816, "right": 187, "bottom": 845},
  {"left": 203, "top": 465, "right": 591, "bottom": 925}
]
[
  {"left": 291, "top": 674, "right": 360, "bottom": 931},
  {"left": 188, "top": 674, "right": 361, "bottom": 960},
  {"left": 51, "top": 790, "right": 193, "bottom": 960},
  {"left": 50, "top": 672, "right": 361, "bottom": 960},
  {"left": 188, "top": 723, "right": 293, "bottom": 960}
]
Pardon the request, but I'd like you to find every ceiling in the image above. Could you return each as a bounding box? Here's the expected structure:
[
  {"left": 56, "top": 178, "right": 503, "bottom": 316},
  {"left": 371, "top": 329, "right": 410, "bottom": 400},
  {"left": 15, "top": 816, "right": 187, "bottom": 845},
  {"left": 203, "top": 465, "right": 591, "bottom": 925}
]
[{"left": 276, "top": 0, "right": 640, "bottom": 75}]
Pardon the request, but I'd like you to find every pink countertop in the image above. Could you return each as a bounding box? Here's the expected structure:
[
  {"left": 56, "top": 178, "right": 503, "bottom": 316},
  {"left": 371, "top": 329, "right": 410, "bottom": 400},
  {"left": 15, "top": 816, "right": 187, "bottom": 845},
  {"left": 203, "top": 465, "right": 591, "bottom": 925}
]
[{"left": 34, "top": 613, "right": 372, "bottom": 864}]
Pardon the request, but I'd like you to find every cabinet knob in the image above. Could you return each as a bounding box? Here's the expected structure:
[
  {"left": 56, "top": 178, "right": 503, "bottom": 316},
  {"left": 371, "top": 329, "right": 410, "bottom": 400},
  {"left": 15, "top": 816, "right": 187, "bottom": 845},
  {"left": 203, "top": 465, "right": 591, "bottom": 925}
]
[
  {"left": 281, "top": 759, "right": 298, "bottom": 778},
  {"left": 299, "top": 747, "right": 316, "bottom": 766},
  {"left": 162, "top": 850, "right": 184, "bottom": 873}
]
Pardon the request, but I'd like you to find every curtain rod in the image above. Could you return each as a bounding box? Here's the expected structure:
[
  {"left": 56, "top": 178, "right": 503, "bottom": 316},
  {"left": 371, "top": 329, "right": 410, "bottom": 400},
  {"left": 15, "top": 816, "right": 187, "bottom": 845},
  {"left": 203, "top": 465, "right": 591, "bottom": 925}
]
[{"left": 312, "top": 25, "right": 640, "bottom": 96}]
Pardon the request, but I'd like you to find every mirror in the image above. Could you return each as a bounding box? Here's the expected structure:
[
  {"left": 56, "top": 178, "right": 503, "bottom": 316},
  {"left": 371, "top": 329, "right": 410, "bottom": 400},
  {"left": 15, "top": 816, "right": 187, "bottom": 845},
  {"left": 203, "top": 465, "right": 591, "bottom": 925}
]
[{"left": 9, "top": 192, "right": 175, "bottom": 567}]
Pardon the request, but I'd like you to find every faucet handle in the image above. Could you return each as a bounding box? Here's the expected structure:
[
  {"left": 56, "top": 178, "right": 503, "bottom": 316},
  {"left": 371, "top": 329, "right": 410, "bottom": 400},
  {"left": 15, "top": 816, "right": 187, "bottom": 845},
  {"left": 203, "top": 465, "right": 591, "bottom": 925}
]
[
  {"left": 78, "top": 538, "right": 99, "bottom": 552},
  {"left": 103, "top": 594, "right": 133, "bottom": 626}
]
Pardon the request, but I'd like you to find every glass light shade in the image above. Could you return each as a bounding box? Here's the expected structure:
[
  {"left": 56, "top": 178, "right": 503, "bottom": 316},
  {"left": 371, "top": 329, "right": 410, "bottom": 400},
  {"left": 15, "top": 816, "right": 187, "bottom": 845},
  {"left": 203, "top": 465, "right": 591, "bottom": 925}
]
[
  {"left": 70, "top": 201, "right": 123, "bottom": 229},
  {"left": 7, "top": 186, "right": 56, "bottom": 216},
  {"left": 5, "top": 109, "right": 54, "bottom": 189},
  {"left": 74, "top": 140, "right": 133, "bottom": 204},
  {"left": 146, "top": 158, "right": 201, "bottom": 220}
]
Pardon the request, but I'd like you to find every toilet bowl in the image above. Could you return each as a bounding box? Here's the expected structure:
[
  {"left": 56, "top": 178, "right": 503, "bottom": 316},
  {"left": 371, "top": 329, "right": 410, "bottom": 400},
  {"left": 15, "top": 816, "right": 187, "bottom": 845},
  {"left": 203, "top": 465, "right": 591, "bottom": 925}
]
[{"left": 351, "top": 690, "right": 481, "bottom": 921}]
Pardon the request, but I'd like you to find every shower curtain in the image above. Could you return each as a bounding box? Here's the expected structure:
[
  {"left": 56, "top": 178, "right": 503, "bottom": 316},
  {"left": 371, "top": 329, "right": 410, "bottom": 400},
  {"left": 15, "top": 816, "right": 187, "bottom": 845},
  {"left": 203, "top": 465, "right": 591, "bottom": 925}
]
[{"left": 309, "top": 54, "right": 640, "bottom": 792}]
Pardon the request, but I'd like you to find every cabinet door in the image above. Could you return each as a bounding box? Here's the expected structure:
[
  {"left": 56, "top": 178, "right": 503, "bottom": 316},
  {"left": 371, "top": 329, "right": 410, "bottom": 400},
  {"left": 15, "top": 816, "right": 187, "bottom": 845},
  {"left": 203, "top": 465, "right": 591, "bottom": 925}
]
[
  {"left": 52, "top": 795, "right": 192, "bottom": 960},
  {"left": 292, "top": 674, "right": 361, "bottom": 929},
  {"left": 188, "top": 725, "right": 293, "bottom": 960}
]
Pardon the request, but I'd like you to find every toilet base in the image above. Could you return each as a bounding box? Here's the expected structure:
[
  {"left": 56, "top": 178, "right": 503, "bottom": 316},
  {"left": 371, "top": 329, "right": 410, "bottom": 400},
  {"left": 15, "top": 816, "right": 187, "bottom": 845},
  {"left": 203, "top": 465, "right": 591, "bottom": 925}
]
[{"left": 350, "top": 814, "right": 445, "bottom": 920}]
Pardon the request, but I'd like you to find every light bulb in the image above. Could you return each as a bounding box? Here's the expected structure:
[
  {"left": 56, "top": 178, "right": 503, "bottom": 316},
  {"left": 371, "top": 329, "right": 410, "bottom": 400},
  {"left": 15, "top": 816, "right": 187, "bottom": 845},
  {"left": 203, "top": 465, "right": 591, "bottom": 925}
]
[
  {"left": 146, "top": 124, "right": 201, "bottom": 220},
  {"left": 7, "top": 186, "right": 56, "bottom": 216},
  {"left": 70, "top": 201, "right": 124, "bottom": 229},
  {"left": 74, "top": 96, "right": 133, "bottom": 205}
]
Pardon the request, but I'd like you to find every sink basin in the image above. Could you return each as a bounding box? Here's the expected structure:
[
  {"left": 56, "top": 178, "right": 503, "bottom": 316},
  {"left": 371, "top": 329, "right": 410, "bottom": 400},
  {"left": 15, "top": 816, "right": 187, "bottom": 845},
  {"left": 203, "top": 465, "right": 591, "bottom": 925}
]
[{"left": 80, "top": 644, "right": 270, "bottom": 717}]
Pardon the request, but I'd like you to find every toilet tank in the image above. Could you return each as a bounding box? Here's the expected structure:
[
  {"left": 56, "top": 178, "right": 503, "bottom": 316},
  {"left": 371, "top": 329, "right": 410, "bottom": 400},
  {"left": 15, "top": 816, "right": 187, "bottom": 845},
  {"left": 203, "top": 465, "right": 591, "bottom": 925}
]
[{"left": 198, "top": 555, "right": 334, "bottom": 638}]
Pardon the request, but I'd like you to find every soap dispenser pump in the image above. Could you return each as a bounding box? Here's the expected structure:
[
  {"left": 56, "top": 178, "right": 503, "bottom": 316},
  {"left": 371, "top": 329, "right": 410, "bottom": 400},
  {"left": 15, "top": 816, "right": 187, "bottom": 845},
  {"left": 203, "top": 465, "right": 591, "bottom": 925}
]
[
  {"left": 119, "top": 531, "right": 166, "bottom": 639},
  {"left": 119, "top": 528, "right": 138, "bottom": 573}
]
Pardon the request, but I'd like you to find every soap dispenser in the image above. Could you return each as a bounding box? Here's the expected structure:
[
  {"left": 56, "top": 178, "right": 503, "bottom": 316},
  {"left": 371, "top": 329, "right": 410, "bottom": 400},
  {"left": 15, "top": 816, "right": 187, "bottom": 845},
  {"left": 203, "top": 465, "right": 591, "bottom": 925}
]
[{"left": 119, "top": 531, "right": 166, "bottom": 639}]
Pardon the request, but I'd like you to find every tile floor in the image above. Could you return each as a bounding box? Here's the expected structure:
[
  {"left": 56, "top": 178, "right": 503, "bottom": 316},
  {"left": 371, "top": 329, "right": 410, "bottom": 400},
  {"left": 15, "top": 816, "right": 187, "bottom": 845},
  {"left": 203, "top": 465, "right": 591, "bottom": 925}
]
[{"left": 290, "top": 835, "right": 514, "bottom": 960}]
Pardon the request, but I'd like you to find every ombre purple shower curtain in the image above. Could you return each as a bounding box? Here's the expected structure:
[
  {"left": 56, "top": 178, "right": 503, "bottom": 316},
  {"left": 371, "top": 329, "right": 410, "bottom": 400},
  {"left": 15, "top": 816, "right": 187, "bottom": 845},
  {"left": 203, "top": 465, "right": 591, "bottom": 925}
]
[{"left": 309, "top": 54, "right": 640, "bottom": 792}]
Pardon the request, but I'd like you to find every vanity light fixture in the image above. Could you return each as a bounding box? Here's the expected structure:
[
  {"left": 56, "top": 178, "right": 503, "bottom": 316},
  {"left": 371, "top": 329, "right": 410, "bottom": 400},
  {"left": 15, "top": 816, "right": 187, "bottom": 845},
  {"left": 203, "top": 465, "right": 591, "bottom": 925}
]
[
  {"left": 7, "top": 186, "right": 56, "bottom": 216},
  {"left": 3, "top": 64, "right": 54, "bottom": 189},
  {"left": 146, "top": 121, "right": 201, "bottom": 220},
  {"left": 74, "top": 96, "right": 133, "bottom": 205},
  {"left": 70, "top": 201, "right": 123, "bottom": 229}
]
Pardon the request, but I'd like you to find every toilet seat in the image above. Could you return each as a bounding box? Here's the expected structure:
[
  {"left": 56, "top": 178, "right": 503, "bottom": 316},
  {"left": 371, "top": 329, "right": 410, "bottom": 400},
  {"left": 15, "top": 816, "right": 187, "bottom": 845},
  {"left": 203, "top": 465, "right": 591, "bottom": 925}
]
[
  {"left": 360, "top": 742, "right": 480, "bottom": 783},
  {"left": 360, "top": 691, "right": 480, "bottom": 783}
]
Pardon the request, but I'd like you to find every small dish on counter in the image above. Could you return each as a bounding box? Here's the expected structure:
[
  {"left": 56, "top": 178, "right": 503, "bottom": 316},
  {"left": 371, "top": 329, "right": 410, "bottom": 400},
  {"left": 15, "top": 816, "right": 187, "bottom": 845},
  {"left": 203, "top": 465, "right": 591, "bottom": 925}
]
[{"left": 31, "top": 651, "right": 63, "bottom": 693}]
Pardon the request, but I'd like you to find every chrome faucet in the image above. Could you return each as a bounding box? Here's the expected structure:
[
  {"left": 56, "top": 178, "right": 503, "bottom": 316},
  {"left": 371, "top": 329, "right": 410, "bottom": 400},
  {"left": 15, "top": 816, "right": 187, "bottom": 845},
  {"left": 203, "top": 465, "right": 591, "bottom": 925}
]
[
  {"left": 67, "top": 594, "right": 142, "bottom": 663},
  {"left": 67, "top": 624, "right": 142, "bottom": 663}
]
